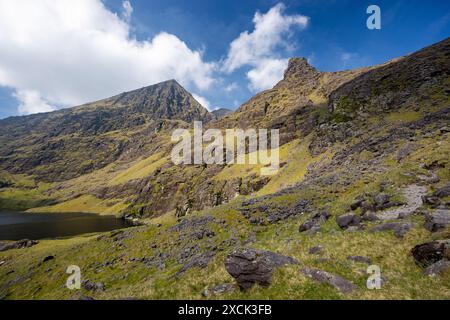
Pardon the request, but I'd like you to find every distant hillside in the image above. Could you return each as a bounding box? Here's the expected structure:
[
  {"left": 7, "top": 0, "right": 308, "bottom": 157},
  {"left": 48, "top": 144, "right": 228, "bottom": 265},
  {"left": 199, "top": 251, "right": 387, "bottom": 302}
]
[
  {"left": 0, "top": 80, "right": 211, "bottom": 182},
  {"left": 212, "top": 108, "right": 232, "bottom": 119}
]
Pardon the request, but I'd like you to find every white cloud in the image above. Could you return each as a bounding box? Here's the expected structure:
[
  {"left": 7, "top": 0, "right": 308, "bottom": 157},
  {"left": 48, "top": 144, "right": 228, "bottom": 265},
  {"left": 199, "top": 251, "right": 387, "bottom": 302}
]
[
  {"left": 122, "top": 1, "right": 133, "bottom": 22},
  {"left": 224, "top": 82, "right": 238, "bottom": 92},
  {"left": 247, "top": 58, "right": 288, "bottom": 91},
  {"left": 192, "top": 93, "right": 211, "bottom": 111},
  {"left": 0, "top": 0, "right": 215, "bottom": 115},
  {"left": 14, "top": 90, "right": 55, "bottom": 115},
  {"left": 223, "top": 3, "right": 308, "bottom": 74}
]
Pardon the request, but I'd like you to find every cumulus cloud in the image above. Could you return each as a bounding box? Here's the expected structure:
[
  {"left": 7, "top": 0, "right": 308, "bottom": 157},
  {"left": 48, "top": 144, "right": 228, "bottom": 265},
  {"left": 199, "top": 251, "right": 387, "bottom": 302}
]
[
  {"left": 247, "top": 58, "right": 288, "bottom": 91},
  {"left": 223, "top": 3, "right": 308, "bottom": 91},
  {"left": 14, "top": 90, "right": 55, "bottom": 115},
  {"left": 0, "top": 0, "right": 215, "bottom": 115}
]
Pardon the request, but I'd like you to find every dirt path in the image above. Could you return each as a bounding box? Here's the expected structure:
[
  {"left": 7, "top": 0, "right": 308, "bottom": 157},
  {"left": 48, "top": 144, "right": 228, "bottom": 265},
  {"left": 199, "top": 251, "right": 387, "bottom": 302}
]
[{"left": 377, "top": 185, "right": 427, "bottom": 220}]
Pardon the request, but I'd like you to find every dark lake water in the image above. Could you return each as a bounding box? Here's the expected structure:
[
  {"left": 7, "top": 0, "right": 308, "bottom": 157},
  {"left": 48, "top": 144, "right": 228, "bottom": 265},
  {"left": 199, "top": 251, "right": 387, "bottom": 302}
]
[{"left": 0, "top": 210, "right": 135, "bottom": 240}]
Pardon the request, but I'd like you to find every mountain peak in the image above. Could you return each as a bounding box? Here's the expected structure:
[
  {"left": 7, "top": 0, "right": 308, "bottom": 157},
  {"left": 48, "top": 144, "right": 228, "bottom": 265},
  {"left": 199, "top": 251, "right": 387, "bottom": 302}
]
[
  {"left": 109, "top": 79, "right": 211, "bottom": 123},
  {"left": 283, "top": 57, "right": 319, "bottom": 80},
  {"left": 158, "top": 79, "right": 181, "bottom": 86}
]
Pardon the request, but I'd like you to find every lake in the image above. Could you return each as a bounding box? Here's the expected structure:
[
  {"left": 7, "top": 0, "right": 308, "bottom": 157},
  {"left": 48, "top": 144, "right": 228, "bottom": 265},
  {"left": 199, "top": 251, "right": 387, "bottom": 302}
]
[{"left": 0, "top": 210, "right": 135, "bottom": 240}]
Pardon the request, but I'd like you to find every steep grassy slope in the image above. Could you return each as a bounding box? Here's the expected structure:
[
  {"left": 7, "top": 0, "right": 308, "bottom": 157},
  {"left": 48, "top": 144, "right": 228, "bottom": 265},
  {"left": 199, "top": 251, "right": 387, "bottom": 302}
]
[{"left": 0, "top": 38, "right": 449, "bottom": 300}]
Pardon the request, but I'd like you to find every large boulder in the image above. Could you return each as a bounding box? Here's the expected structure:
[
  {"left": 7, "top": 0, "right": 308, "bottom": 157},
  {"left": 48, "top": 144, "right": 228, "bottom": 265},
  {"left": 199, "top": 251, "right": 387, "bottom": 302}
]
[
  {"left": 424, "top": 210, "right": 450, "bottom": 232},
  {"left": 336, "top": 214, "right": 361, "bottom": 230},
  {"left": 411, "top": 240, "right": 450, "bottom": 267},
  {"left": 300, "top": 267, "right": 358, "bottom": 294},
  {"left": 225, "top": 248, "right": 298, "bottom": 290}
]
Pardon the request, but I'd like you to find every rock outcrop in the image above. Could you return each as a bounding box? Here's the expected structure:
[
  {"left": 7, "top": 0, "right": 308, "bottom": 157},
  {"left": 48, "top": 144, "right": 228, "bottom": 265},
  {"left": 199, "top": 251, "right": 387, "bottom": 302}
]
[
  {"left": 225, "top": 248, "right": 298, "bottom": 290},
  {"left": 0, "top": 239, "right": 38, "bottom": 252},
  {"left": 424, "top": 210, "right": 450, "bottom": 232},
  {"left": 411, "top": 240, "right": 450, "bottom": 267},
  {"left": 300, "top": 267, "right": 358, "bottom": 294},
  {"left": 369, "top": 221, "right": 415, "bottom": 238}
]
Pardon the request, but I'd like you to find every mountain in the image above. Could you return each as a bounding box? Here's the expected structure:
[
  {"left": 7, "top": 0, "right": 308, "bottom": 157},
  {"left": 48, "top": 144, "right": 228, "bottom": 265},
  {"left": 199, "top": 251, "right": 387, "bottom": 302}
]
[
  {"left": 0, "top": 80, "right": 211, "bottom": 184},
  {"left": 211, "top": 108, "right": 232, "bottom": 119},
  {"left": 0, "top": 38, "right": 449, "bottom": 299}
]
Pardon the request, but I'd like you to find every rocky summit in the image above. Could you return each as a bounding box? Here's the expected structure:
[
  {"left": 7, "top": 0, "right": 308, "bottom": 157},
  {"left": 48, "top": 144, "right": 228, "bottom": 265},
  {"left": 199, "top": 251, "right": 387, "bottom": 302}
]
[{"left": 0, "top": 37, "right": 449, "bottom": 300}]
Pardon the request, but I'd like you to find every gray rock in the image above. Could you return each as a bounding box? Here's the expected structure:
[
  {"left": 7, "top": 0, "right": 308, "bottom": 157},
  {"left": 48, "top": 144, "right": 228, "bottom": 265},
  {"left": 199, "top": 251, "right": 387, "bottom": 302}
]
[
  {"left": 412, "top": 240, "right": 450, "bottom": 267},
  {"left": 346, "top": 226, "right": 362, "bottom": 232},
  {"left": 397, "top": 143, "right": 417, "bottom": 162},
  {"left": 350, "top": 198, "right": 364, "bottom": 211},
  {"left": 176, "top": 251, "right": 216, "bottom": 276},
  {"left": 309, "top": 245, "right": 324, "bottom": 255},
  {"left": 225, "top": 248, "right": 298, "bottom": 290},
  {"left": 422, "top": 195, "right": 441, "bottom": 207},
  {"left": 374, "top": 193, "right": 390, "bottom": 207},
  {"left": 369, "top": 221, "right": 415, "bottom": 238},
  {"left": 347, "top": 256, "right": 372, "bottom": 264},
  {"left": 299, "top": 211, "right": 330, "bottom": 233},
  {"left": 424, "top": 259, "right": 450, "bottom": 277},
  {"left": 418, "top": 173, "right": 440, "bottom": 184},
  {"left": 360, "top": 201, "right": 375, "bottom": 214},
  {"left": 361, "top": 211, "right": 380, "bottom": 222},
  {"left": 336, "top": 214, "right": 361, "bottom": 230},
  {"left": 242, "top": 199, "right": 311, "bottom": 225},
  {"left": 82, "top": 280, "right": 105, "bottom": 292},
  {"left": 0, "top": 239, "right": 38, "bottom": 252},
  {"left": 421, "top": 184, "right": 450, "bottom": 208},
  {"left": 202, "top": 283, "right": 236, "bottom": 297},
  {"left": 307, "top": 225, "right": 323, "bottom": 235},
  {"left": 300, "top": 267, "right": 358, "bottom": 294},
  {"left": 434, "top": 184, "right": 450, "bottom": 198},
  {"left": 424, "top": 210, "right": 450, "bottom": 232}
]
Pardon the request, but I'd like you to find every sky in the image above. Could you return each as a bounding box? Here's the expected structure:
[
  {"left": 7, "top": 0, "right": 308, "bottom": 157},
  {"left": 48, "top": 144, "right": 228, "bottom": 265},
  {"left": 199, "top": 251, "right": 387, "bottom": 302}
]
[{"left": 0, "top": 0, "right": 449, "bottom": 119}]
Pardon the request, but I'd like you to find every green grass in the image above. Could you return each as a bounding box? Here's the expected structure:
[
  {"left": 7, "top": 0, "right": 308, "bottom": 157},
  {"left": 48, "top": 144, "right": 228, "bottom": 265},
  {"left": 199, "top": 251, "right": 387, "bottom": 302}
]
[
  {"left": 0, "top": 172, "right": 55, "bottom": 210},
  {"left": 28, "top": 195, "right": 128, "bottom": 216},
  {"left": 109, "top": 153, "right": 168, "bottom": 186},
  {"left": 386, "top": 111, "right": 422, "bottom": 123}
]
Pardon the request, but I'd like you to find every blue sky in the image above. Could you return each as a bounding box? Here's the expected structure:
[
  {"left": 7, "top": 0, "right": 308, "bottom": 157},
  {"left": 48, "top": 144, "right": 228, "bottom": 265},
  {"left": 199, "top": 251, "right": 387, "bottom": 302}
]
[{"left": 0, "top": 0, "right": 449, "bottom": 119}]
